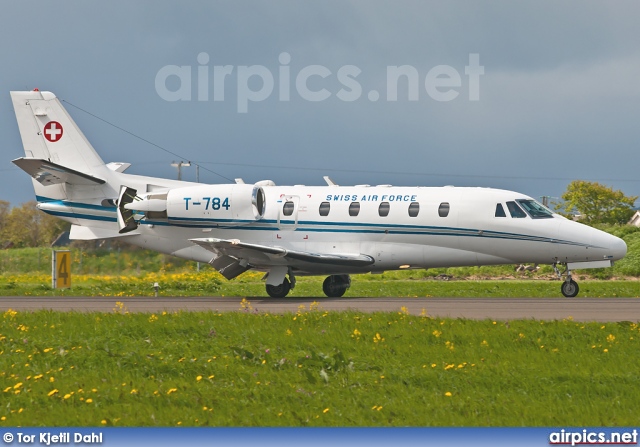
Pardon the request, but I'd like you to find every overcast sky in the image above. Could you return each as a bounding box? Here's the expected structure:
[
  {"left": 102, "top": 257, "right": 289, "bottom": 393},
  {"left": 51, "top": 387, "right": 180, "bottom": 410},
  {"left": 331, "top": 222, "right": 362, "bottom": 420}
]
[{"left": 1, "top": 1, "right": 639, "bottom": 206}]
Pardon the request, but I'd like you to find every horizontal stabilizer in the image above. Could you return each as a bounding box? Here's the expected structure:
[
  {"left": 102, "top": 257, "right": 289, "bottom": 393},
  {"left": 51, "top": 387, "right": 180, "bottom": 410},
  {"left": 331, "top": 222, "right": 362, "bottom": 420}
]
[
  {"left": 69, "top": 224, "right": 139, "bottom": 240},
  {"left": 191, "top": 237, "right": 375, "bottom": 267},
  {"left": 12, "top": 157, "right": 105, "bottom": 186}
]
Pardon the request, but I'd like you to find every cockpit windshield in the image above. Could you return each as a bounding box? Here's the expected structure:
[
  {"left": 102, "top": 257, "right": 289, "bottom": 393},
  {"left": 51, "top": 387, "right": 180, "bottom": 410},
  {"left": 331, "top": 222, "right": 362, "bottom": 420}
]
[
  {"left": 506, "top": 201, "right": 527, "bottom": 218},
  {"left": 516, "top": 199, "right": 554, "bottom": 219}
]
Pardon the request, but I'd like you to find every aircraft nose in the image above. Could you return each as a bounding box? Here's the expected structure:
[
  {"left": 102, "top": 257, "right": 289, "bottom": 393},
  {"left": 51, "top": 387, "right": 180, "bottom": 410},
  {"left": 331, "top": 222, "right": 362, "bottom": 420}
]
[{"left": 610, "top": 235, "right": 627, "bottom": 261}]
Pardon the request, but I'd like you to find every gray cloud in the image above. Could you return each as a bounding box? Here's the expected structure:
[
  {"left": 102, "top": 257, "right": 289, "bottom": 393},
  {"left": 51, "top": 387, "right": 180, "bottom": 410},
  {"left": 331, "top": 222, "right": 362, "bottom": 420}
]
[{"left": 1, "top": 0, "right": 638, "bottom": 206}]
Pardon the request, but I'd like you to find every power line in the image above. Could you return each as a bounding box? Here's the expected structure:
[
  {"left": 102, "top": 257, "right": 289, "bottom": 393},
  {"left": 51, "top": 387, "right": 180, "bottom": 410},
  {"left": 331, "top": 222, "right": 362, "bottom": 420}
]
[
  {"left": 61, "top": 99, "right": 234, "bottom": 182},
  {"left": 194, "top": 161, "right": 640, "bottom": 184},
  {"left": 23, "top": 99, "right": 639, "bottom": 186}
]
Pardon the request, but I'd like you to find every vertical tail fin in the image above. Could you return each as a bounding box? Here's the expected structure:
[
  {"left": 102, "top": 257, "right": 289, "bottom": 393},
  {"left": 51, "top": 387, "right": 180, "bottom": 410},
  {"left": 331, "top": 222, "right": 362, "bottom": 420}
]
[{"left": 10, "top": 90, "right": 107, "bottom": 200}]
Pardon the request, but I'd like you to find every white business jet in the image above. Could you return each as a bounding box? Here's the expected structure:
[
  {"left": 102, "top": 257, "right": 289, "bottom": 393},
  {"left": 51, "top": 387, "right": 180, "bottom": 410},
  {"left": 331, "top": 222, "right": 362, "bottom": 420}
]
[{"left": 10, "top": 90, "right": 627, "bottom": 298}]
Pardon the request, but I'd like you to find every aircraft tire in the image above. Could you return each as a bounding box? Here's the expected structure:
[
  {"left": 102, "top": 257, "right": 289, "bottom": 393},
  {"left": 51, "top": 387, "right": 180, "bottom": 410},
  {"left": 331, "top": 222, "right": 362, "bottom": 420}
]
[
  {"left": 561, "top": 279, "right": 579, "bottom": 298},
  {"left": 322, "top": 275, "right": 350, "bottom": 298},
  {"left": 266, "top": 278, "right": 291, "bottom": 298}
]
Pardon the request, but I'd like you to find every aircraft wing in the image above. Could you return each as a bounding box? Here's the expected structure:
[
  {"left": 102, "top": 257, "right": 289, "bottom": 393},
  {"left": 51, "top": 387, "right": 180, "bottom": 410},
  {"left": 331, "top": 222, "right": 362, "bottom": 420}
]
[
  {"left": 190, "top": 237, "right": 375, "bottom": 279},
  {"left": 12, "top": 157, "right": 105, "bottom": 186}
]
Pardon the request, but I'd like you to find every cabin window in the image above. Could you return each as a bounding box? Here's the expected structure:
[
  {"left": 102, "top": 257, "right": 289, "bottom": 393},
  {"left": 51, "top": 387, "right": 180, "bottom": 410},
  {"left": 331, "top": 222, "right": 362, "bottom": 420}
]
[
  {"left": 282, "top": 201, "right": 295, "bottom": 216},
  {"left": 319, "top": 201, "right": 330, "bottom": 216},
  {"left": 438, "top": 202, "right": 450, "bottom": 217},
  {"left": 408, "top": 202, "right": 420, "bottom": 217},
  {"left": 378, "top": 202, "right": 390, "bottom": 217},
  {"left": 349, "top": 202, "right": 360, "bottom": 217},
  {"left": 495, "top": 203, "right": 506, "bottom": 217},
  {"left": 506, "top": 201, "right": 527, "bottom": 218},
  {"left": 516, "top": 199, "right": 554, "bottom": 219}
]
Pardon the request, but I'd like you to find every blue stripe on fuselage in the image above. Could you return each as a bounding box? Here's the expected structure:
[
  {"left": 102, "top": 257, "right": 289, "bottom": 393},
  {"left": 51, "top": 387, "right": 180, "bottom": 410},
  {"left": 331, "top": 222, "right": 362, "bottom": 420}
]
[{"left": 34, "top": 196, "right": 594, "bottom": 248}]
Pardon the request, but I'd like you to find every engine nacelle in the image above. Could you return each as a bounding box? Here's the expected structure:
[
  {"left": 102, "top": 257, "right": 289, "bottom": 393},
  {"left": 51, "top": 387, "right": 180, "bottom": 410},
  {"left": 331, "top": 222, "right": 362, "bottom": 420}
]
[{"left": 166, "top": 184, "right": 265, "bottom": 226}]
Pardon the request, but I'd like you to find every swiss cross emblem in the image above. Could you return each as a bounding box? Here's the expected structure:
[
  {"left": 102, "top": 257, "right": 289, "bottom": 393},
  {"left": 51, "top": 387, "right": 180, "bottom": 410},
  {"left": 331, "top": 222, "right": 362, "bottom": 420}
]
[{"left": 43, "top": 121, "right": 63, "bottom": 142}]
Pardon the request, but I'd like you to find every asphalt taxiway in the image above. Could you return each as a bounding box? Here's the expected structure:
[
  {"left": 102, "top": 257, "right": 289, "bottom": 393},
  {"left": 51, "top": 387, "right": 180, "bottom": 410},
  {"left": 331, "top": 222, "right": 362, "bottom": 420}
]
[{"left": 1, "top": 296, "right": 639, "bottom": 322}]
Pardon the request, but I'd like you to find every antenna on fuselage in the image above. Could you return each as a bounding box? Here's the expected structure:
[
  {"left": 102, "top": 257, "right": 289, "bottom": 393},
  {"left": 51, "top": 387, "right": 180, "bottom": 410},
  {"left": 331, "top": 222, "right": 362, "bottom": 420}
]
[{"left": 323, "top": 176, "right": 338, "bottom": 186}]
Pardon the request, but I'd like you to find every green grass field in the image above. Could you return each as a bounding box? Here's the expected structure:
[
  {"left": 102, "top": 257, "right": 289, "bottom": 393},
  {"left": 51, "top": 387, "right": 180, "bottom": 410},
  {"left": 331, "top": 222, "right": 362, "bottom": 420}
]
[
  {"left": 1, "top": 229, "right": 639, "bottom": 427},
  {"left": 1, "top": 225, "right": 639, "bottom": 298},
  {"left": 1, "top": 304, "right": 639, "bottom": 426}
]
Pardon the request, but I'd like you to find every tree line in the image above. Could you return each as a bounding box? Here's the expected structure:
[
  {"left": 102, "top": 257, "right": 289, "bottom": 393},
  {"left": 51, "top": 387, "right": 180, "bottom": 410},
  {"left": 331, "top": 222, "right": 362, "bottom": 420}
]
[{"left": 0, "top": 201, "right": 70, "bottom": 248}]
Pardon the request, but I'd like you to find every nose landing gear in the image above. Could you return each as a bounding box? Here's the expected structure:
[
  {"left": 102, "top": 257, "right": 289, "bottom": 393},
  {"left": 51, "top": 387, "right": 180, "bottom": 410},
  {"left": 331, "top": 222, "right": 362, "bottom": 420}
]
[{"left": 553, "top": 263, "right": 580, "bottom": 297}]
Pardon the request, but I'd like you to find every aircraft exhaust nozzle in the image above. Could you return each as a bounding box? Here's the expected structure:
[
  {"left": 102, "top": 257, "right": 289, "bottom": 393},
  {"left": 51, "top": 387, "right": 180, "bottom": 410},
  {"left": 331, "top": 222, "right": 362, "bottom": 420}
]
[{"left": 124, "top": 199, "right": 167, "bottom": 213}]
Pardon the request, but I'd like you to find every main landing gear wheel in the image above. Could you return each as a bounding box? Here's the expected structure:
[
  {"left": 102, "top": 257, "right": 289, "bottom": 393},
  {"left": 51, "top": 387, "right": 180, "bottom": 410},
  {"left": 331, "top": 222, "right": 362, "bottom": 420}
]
[
  {"left": 322, "top": 275, "right": 351, "bottom": 298},
  {"left": 561, "top": 279, "right": 579, "bottom": 298},
  {"left": 266, "top": 278, "right": 291, "bottom": 298}
]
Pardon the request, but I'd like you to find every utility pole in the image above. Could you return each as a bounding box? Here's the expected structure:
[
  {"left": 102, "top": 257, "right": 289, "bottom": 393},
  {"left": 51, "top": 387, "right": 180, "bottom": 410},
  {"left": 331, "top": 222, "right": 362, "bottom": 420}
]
[
  {"left": 171, "top": 161, "right": 191, "bottom": 180},
  {"left": 541, "top": 196, "right": 549, "bottom": 207},
  {"left": 196, "top": 163, "right": 201, "bottom": 272}
]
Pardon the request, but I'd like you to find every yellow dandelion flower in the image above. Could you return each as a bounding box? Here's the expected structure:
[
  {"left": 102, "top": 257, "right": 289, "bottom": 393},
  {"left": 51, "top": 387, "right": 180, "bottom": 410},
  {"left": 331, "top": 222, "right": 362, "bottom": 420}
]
[
  {"left": 196, "top": 375, "right": 202, "bottom": 381},
  {"left": 323, "top": 408, "right": 330, "bottom": 413},
  {"left": 48, "top": 389, "right": 59, "bottom": 397},
  {"left": 130, "top": 389, "right": 138, "bottom": 394},
  {"left": 86, "top": 399, "right": 93, "bottom": 403},
  {"left": 49, "top": 377, "right": 55, "bottom": 383},
  {"left": 13, "top": 382, "right": 22, "bottom": 389},
  {"left": 445, "top": 392, "right": 452, "bottom": 397},
  {"left": 63, "top": 394, "right": 72, "bottom": 399},
  {"left": 101, "top": 420, "right": 107, "bottom": 425}
]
